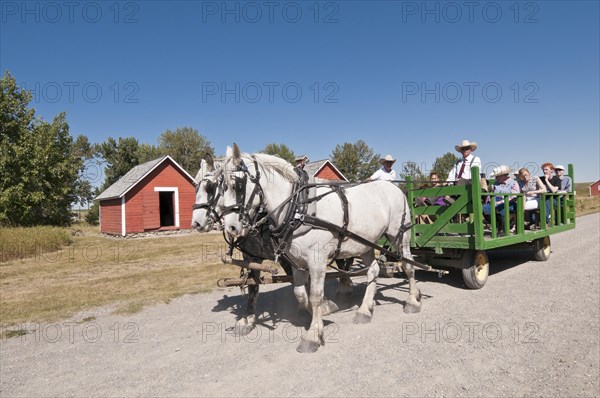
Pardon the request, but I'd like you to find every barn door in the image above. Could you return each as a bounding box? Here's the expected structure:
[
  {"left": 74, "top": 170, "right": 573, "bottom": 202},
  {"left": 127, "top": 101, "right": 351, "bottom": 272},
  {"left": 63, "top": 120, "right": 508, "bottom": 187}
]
[{"left": 143, "top": 191, "right": 160, "bottom": 230}]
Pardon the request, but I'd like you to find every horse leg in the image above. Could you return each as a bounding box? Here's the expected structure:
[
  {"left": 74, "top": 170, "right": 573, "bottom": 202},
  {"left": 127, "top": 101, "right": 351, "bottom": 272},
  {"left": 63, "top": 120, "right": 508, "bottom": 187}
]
[
  {"left": 297, "top": 265, "right": 326, "bottom": 353},
  {"left": 335, "top": 258, "right": 354, "bottom": 296},
  {"left": 292, "top": 268, "right": 310, "bottom": 314},
  {"left": 234, "top": 268, "right": 260, "bottom": 336},
  {"left": 354, "top": 250, "right": 378, "bottom": 324},
  {"left": 399, "top": 235, "right": 422, "bottom": 314}
]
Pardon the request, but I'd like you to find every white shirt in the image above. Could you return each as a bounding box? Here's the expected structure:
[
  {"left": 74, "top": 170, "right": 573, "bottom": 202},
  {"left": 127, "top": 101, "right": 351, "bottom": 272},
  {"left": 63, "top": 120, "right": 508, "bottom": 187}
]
[
  {"left": 447, "top": 154, "right": 481, "bottom": 182},
  {"left": 370, "top": 167, "right": 396, "bottom": 181}
]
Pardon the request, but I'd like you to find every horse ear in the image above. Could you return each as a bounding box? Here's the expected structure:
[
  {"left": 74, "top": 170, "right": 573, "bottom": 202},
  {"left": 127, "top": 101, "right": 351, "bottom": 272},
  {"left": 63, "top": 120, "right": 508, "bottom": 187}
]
[
  {"left": 232, "top": 143, "right": 242, "bottom": 167},
  {"left": 194, "top": 160, "right": 205, "bottom": 183},
  {"left": 206, "top": 154, "right": 215, "bottom": 172}
]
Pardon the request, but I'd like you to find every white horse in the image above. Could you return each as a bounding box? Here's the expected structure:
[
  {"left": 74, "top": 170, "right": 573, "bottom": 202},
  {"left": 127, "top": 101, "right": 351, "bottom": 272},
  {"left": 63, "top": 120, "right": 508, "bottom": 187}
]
[
  {"left": 192, "top": 157, "right": 223, "bottom": 231},
  {"left": 221, "top": 144, "right": 422, "bottom": 353},
  {"left": 192, "top": 156, "right": 354, "bottom": 336}
]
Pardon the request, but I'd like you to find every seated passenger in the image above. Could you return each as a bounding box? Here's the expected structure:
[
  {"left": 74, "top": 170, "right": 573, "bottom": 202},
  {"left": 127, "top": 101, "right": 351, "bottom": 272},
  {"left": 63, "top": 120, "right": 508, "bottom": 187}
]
[
  {"left": 517, "top": 168, "right": 545, "bottom": 228},
  {"left": 417, "top": 172, "right": 447, "bottom": 206},
  {"left": 552, "top": 164, "right": 572, "bottom": 193},
  {"left": 518, "top": 168, "right": 545, "bottom": 210},
  {"left": 483, "top": 165, "right": 520, "bottom": 230},
  {"left": 415, "top": 172, "right": 446, "bottom": 224}
]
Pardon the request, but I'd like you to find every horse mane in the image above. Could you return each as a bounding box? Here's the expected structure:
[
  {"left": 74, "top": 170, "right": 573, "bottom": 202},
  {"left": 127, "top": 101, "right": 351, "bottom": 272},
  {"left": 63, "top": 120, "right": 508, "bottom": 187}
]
[{"left": 253, "top": 153, "right": 300, "bottom": 183}]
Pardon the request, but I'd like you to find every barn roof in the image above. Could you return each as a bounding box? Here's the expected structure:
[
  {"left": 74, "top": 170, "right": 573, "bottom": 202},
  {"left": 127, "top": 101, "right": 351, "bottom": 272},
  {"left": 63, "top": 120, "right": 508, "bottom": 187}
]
[
  {"left": 96, "top": 155, "right": 195, "bottom": 201},
  {"left": 305, "top": 159, "right": 348, "bottom": 181}
]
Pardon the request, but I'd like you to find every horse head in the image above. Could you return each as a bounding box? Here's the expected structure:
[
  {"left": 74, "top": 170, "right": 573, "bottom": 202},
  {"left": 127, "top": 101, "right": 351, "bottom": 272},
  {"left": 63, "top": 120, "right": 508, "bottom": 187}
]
[
  {"left": 192, "top": 156, "right": 224, "bottom": 231},
  {"left": 221, "top": 144, "right": 263, "bottom": 239}
]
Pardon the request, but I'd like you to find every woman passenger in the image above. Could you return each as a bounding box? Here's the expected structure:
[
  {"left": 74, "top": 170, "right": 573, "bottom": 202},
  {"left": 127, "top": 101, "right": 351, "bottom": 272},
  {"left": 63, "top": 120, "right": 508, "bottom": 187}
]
[{"left": 517, "top": 168, "right": 545, "bottom": 228}]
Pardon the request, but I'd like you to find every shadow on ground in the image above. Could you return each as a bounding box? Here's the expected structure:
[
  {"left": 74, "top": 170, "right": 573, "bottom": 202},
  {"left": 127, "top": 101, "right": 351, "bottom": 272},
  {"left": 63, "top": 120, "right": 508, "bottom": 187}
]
[{"left": 211, "top": 276, "right": 427, "bottom": 330}]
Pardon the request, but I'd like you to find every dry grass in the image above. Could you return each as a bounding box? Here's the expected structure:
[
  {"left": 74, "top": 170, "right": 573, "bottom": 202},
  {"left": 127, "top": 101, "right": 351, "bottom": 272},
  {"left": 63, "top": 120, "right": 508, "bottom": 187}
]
[
  {"left": 0, "top": 227, "right": 259, "bottom": 329},
  {"left": 576, "top": 196, "right": 600, "bottom": 216},
  {"left": 0, "top": 226, "right": 72, "bottom": 262}
]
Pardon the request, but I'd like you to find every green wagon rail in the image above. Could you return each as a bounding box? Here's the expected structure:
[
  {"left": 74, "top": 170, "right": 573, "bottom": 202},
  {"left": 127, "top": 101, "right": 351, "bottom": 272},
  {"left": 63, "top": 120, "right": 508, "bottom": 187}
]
[{"left": 403, "top": 164, "right": 575, "bottom": 289}]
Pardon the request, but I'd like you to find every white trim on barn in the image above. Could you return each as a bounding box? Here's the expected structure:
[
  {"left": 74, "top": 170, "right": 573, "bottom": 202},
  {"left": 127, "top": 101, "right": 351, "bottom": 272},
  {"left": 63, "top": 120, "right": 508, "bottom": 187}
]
[
  {"left": 154, "top": 187, "right": 180, "bottom": 228},
  {"left": 121, "top": 197, "right": 126, "bottom": 236}
]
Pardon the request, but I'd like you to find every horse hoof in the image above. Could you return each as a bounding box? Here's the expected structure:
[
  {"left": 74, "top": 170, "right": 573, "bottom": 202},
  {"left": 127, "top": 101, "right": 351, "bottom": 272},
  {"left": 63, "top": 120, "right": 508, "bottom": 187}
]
[
  {"left": 234, "top": 322, "right": 254, "bottom": 336},
  {"left": 403, "top": 303, "right": 421, "bottom": 314},
  {"left": 353, "top": 312, "right": 372, "bottom": 324},
  {"left": 296, "top": 339, "right": 319, "bottom": 353}
]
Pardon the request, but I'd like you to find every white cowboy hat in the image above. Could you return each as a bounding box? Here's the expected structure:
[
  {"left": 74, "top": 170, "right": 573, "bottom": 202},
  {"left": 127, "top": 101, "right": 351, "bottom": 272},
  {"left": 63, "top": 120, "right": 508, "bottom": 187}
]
[
  {"left": 295, "top": 155, "right": 309, "bottom": 163},
  {"left": 490, "top": 165, "right": 511, "bottom": 177},
  {"left": 554, "top": 164, "right": 565, "bottom": 171},
  {"left": 379, "top": 154, "right": 396, "bottom": 164},
  {"left": 455, "top": 139, "right": 478, "bottom": 152}
]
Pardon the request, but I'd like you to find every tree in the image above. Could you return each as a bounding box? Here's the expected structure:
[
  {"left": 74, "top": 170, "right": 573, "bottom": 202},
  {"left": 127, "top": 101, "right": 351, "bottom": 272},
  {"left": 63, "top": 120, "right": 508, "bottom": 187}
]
[
  {"left": 85, "top": 187, "right": 101, "bottom": 225},
  {"left": 398, "top": 161, "right": 426, "bottom": 184},
  {"left": 330, "top": 140, "right": 380, "bottom": 181},
  {"left": 72, "top": 135, "right": 95, "bottom": 209},
  {"left": 95, "top": 137, "right": 141, "bottom": 190},
  {"left": 260, "top": 143, "right": 295, "bottom": 164},
  {"left": 0, "top": 71, "right": 83, "bottom": 226},
  {"left": 432, "top": 152, "right": 460, "bottom": 181},
  {"left": 157, "top": 127, "right": 214, "bottom": 174},
  {"left": 137, "top": 143, "right": 163, "bottom": 164}
]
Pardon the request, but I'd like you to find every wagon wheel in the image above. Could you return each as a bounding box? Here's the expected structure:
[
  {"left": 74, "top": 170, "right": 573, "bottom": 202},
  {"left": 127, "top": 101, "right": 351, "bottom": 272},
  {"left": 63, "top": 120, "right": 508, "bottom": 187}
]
[
  {"left": 461, "top": 250, "right": 489, "bottom": 290},
  {"left": 532, "top": 236, "right": 551, "bottom": 261}
]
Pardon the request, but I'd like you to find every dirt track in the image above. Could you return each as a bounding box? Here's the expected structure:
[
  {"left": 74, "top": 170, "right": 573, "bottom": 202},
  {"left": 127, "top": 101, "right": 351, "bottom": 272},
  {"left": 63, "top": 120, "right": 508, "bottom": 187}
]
[{"left": 1, "top": 214, "right": 598, "bottom": 397}]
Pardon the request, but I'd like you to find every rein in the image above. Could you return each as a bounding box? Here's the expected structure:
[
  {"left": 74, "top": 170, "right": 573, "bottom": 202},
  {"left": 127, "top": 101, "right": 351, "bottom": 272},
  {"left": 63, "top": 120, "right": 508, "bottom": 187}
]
[{"left": 222, "top": 158, "right": 422, "bottom": 274}]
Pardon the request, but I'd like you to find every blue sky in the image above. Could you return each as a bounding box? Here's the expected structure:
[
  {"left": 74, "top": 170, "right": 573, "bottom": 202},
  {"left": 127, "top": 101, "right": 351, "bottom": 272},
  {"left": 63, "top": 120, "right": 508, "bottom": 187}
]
[{"left": 2, "top": 0, "right": 599, "bottom": 182}]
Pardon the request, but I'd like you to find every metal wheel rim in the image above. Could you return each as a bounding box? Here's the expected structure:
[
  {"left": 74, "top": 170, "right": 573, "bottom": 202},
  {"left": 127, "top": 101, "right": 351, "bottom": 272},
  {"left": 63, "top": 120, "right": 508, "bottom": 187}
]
[
  {"left": 474, "top": 252, "right": 488, "bottom": 281},
  {"left": 542, "top": 236, "right": 551, "bottom": 257}
]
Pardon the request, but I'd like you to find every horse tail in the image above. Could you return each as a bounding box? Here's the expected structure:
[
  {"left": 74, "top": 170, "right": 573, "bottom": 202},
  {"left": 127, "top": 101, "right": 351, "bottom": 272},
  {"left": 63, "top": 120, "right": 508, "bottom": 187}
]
[{"left": 391, "top": 190, "right": 413, "bottom": 261}]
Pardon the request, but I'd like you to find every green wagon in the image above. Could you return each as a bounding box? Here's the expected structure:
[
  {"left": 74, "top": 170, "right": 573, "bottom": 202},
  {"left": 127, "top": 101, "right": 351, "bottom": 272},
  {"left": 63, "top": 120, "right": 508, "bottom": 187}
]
[{"left": 405, "top": 164, "right": 576, "bottom": 289}]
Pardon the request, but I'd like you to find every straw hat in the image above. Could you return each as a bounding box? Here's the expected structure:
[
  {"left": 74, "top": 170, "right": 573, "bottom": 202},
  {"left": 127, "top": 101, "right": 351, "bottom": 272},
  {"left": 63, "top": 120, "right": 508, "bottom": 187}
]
[
  {"left": 455, "top": 139, "right": 478, "bottom": 152},
  {"left": 295, "top": 155, "right": 309, "bottom": 163}
]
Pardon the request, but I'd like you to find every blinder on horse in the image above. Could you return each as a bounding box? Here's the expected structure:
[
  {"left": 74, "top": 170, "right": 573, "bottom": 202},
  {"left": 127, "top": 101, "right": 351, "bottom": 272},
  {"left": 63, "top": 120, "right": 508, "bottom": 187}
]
[
  {"left": 221, "top": 158, "right": 264, "bottom": 229},
  {"left": 192, "top": 173, "right": 224, "bottom": 227}
]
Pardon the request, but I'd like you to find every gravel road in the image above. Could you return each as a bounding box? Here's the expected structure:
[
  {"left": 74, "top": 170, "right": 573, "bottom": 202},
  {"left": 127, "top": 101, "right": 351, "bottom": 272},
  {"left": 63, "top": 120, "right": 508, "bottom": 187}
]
[{"left": 1, "top": 214, "right": 598, "bottom": 397}]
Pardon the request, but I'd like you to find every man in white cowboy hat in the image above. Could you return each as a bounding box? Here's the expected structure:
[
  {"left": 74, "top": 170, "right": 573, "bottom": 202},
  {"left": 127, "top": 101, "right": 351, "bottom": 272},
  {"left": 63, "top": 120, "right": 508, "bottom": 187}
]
[
  {"left": 447, "top": 139, "right": 482, "bottom": 183},
  {"left": 366, "top": 154, "right": 396, "bottom": 181},
  {"left": 483, "top": 165, "right": 520, "bottom": 230}
]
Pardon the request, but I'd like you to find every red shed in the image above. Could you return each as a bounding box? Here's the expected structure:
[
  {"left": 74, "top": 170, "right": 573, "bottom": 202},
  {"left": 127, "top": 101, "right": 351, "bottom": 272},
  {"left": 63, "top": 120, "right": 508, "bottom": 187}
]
[
  {"left": 96, "top": 156, "right": 196, "bottom": 236},
  {"left": 304, "top": 159, "right": 348, "bottom": 182},
  {"left": 588, "top": 180, "right": 600, "bottom": 196}
]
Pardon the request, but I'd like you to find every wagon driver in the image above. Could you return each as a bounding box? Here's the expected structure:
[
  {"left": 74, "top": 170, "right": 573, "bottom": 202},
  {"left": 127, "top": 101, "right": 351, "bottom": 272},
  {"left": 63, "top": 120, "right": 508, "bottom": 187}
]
[
  {"left": 366, "top": 154, "right": 397, "bottom": 182},
  {"left": 447, "top": 139, "right": 482, "bottom": 184}
]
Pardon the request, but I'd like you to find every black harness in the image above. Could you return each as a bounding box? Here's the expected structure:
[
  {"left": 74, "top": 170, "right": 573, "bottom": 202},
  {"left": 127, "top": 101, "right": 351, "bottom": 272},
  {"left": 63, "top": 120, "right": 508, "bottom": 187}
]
[
  {"left": 192, "top": 174, "right": 223, "bottom": 227},
  {"left": 221, "top": 158, "right": 414, "bottom": 272}
]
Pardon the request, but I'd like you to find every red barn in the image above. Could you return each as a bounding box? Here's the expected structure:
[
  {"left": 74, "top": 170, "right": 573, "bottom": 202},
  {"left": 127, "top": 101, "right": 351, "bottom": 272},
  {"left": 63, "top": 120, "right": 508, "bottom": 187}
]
[
  {"left": 589, "top": 180, "right": 600, "bottom": 196},
  {"left": 96, "top": 156, "right": 196, "bottom": 236},
  {"left": 304, "top": 159, "right": 348, "bottom": 182}
]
